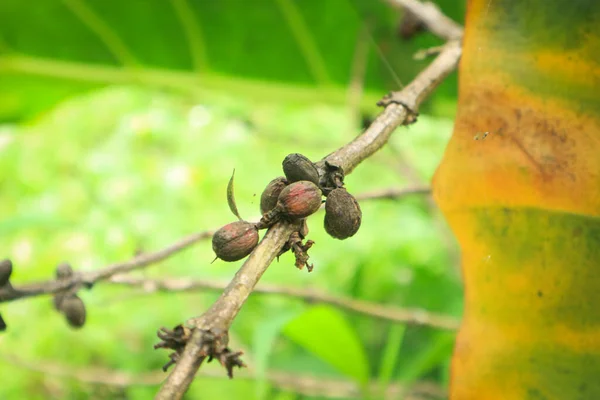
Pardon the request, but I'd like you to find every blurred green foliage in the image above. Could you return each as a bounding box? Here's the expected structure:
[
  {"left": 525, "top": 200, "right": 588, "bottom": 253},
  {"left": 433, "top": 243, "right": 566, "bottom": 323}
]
[
  {"left": 0, "top": 0, "right": 464, "bottom": 123},
  {"left": 0, "top": 1, "right": 464, "bottom": 399}
]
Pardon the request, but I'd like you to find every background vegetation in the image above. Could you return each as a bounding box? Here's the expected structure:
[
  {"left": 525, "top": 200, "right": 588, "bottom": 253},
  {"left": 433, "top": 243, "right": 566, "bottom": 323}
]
[{"left": 0, "top": 1, "right": 465, "bottom": 398}]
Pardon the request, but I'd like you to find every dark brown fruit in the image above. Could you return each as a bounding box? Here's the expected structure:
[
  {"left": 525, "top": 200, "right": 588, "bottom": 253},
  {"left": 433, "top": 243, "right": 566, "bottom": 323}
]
[
  {"left": 282, "top": 153, "right": 320, "bottom": 185},
  {"left": 260, "top": 176, "right": 287, "bottom": 214},
  {"left": 0, "top": 259, "right": 12, "bottom": 287},
  {"left": 212, "top": 221, "right": 259, "bottom": 262},
  {"left": 324, "top": 188, "right": 362, "bottom": 239},
  {"left": 61, "top": 295, "right": 86, "bottom": 328},
  {"left": 277, "top": 180, "right": 322, "bottom": 219}
]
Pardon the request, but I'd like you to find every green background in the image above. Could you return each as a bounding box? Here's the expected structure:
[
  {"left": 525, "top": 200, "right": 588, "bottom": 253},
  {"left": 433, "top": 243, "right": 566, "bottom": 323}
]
[{"left": 0, "top": 1, "right": 464, "bottom": 399}]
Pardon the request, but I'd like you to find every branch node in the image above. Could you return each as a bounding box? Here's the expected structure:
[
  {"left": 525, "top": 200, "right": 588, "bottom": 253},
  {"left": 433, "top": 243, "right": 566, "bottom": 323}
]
[
  {"left": 376, "top": 94, "right": 419, "bottom": 124},
  {"left": 155, "top": 326, "right": 246, "bottom": 378}
]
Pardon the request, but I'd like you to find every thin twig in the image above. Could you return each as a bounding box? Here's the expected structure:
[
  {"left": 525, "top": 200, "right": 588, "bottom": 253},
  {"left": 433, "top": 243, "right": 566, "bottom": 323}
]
[
  {"left": 0, "top": 230, "right": 213, "bottom": 303},
  {"left": 356, "top": 186, "right": 431, "bottom": 201},
  {"left": 109, "top": 275, "right": 460, "bottom": 330},
  {"left": 4, "top": 353, "right": 447, "bottom": 399},
  {"left": 316, "top": 185, "right": 431, "bottom": 211}
]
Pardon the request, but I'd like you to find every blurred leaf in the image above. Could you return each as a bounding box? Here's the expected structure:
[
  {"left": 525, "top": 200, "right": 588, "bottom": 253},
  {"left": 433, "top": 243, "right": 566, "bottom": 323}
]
[
  {"left": 375, "top": 323, "right": 406, "bottom": 397},
  {"left": 270, "top": 391, "right": 299, "bottom": 400},
  {"left": 187, "top": 376, "right": 259, "bottom": 400},
  {"left": 0, "top": 214, "right": 67, "bottom": 234},
  {"left": 0, "top": 0, "right": 465, "bottom": 121},
  {"left": 253, "top": 310, "right": 301, "bottom": 400},
  {"left": 282, "top": 305, "right": 370, "bottom": 385},
  {"left": 346, "top": 260, "right": 368, "bottom": 298},
  {"left": 396, "top": 332, "right": 454, "bottom": 384},
  {"left": 440, "top": 356, "right": 452, "bottom": 389},
  {"left": 227, "top": 169, "right": 242, "bottom": 221}
]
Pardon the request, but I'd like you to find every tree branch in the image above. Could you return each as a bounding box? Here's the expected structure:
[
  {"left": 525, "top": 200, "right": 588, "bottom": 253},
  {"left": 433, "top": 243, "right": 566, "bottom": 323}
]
[
  {"left": 109, "top": 275, "right": 459, "bottom": 330},
  {"left": 157, "top": 19, "right": 462, "bottom": 397},
  {"left": 0, "top": 230, "right": 212, "bottom": 303},
  {"left": 356, "top": 185, "right": 431, "bottom": 201}
]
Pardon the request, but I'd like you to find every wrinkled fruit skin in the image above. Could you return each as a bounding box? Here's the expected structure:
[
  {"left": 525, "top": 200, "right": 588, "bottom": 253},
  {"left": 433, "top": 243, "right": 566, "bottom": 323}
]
[
  {"left": 0, "top": 259, "right": 12, "bottom": 287},
  {"left": 61, "top": 295, "right": 86, "bottom": 328},
  {"left": 212, "top": 221, "right": 259, "bottom": 262},
  {"left": 324, "top": 188, "right": 362, "bottom": 239},
  {"left": 282, "top": 153, "right": 320, "bottom": 185},
  {"left": 277, "top": 180, "right": 322, "bottom": 219},
  {"left": 260, "top": 176, "right": 288, "bottom": 214}
]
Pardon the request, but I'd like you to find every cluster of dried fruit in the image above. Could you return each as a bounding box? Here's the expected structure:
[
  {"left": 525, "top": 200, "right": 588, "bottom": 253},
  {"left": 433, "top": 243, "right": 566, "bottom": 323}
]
[
  {"left": 212, "top": 153, "right": 362, "bottom": 270},
  {"left": 53, "top": 263, "right": 86, "bottom": 329},
  {"left": 0, "top": 260, "right": 86, "bottom": 331}
]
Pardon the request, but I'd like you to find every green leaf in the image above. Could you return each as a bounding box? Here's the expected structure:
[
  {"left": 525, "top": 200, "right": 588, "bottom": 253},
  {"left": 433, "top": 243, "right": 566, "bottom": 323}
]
[
  {"left": 270, "top": 392, "right": 299, "bottom": 400},
  {"left": 227, "top": 169, "right": 242, "bottom": 221},
  {"left": 253, "top": 310, "right": 301, "bottom": 400},
  {"left": 376, "top": 323, "right": 406, "bottom": 397},
  {"left": 397, "top": 332, "right": 454, "bottom": 384},
  {"left": 282, "top": 305, "right": 370, "bottom": 385},
  {"left": 0, "top": 0, "right": 465, "bottom": 121}
]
